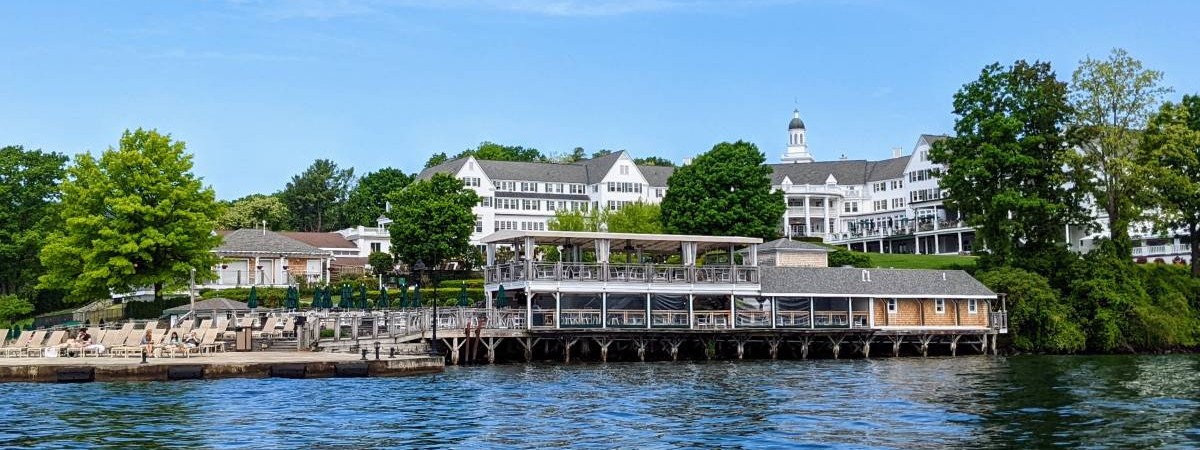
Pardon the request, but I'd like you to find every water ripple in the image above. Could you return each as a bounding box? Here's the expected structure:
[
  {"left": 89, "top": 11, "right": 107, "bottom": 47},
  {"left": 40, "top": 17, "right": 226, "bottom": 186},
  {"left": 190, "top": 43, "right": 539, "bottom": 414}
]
[{"left": 0, "top": 355, "right": 1198, "bottom": 449}]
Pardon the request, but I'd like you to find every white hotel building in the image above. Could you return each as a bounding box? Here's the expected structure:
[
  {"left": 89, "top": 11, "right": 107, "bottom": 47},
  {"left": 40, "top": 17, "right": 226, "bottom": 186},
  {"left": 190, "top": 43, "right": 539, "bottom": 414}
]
[{"left": 414, "top": 110, "right": 1191, "bottom": 262}]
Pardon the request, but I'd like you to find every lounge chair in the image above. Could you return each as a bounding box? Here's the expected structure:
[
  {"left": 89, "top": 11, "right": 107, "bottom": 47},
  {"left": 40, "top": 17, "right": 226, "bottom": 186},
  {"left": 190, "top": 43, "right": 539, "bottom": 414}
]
[
  {"left": 31, "top": 330, "right": 67, "bottom": 357},
  {"left": 82, "top": 328, "right": 120, "bottom": 357},
  {"left": 0, "top": 330, "right": 32, "bottom": 357},
  {"left": 280, "top": 317, "right": 296, "bottom": 338},
  {"left": 14, "top": 330, "right": 47, "bottom": 357},
  {"left": 198, "top": 328, "right": 225, "bottom": 354},
  {"left": 255, "top": 317, "right": 279, "bottom": 339},
  {"left": 110, "top": 328, "right": 152, "bottom": 358},
  {"left": 160, "top": 328, "right": 190, "bottom": 358},
  {"left": 0, "top": 329, "right": 7, "bottom": 347}
]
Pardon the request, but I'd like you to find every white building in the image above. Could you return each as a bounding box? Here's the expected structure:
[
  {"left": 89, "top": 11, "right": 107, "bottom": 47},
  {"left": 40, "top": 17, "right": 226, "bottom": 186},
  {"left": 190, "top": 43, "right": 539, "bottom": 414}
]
[
  {"left": 412, "top": 110, "right": 1191, "bottom": 263},
  {"left": 416, "top": 151, "right": 672, "bottom": 248}
]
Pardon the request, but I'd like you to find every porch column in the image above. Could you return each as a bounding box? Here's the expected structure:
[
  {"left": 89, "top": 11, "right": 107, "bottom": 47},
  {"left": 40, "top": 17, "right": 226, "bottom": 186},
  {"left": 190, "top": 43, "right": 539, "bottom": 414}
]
[
  {"left": 554, "top": 292, "right": 561, "bottom": 329},
  {"left": 646, "top": 293, "right": 652, "bottom": 329},
  {"left": 601, "top": 292, "right": 607, "bottom": 329},
  {"left": 957, "top": 232, "right": 964, "bottom": 253},
  {"left": 486, "top": 244, "right": 496, "bottom": 266},
  {"left": 485, "top": 289, "right": 493, "bottom": 311},
  {"left": 880, "top": 239, "right": 885, "bottom": 253},
  {"left": 823, "top": 196, "right": 830, "bottom": 238},
  {"left": 729, "top": 294, "right": 736, "bottom": 330},
  {"left": 934, "top": 235, "right": 940, "bottom": 254},
  {"left": 804, "top": 195, "right": 811, "bottom": 236},
  {"left": 915, "top": 236, "right": 921, "bottom": 255},
  {"left": 524, "top": 237, "right": 535, "bottom": 261},
  {"left": 809, "top": 297, "right": 815, "bottom": 329},
  {"left": 770, "top": 296, "right": 777, "bottom": 329},
  {"left": 847, "top": 297, "right": 853, "bottom": 328},
  {"left": 596, "top": 239, "right": 611, "bottom": 263},
  {"left": 687, "top": 294, "right": 694, "bottom": 330},
  {"left": 868, "top": 298, "right": 876, "bottom": 327},
  {"left": 526, "top": 289, "right": 533, "bottom": 331},
  {"left": 253, "top": 256, "right": 260, "bottom": 285},
  {"left": 748, "top": 244, "right": 759, "bottom": 266}
]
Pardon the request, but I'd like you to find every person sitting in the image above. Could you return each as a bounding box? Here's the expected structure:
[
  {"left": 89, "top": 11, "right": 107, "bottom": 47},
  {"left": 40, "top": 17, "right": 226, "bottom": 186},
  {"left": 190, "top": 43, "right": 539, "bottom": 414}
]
[
  {"left": 78, "top": 328, "right": 106, "bottom": 356},
  {"left": 183, "top": 331, "right": 200, "bottom": 348},
  {"left": 140, "top": 328, "right": 155, "bottom": 357},
  {"left": 162, "top": 331, "right": 182, "bottom": 356}
]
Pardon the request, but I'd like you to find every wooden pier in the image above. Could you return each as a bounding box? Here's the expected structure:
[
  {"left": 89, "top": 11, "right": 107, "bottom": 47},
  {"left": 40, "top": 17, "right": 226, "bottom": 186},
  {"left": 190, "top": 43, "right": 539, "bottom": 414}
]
[
  {"left": 305, "top": 309, "right": 1002, "bottom": 365},
  {"left": 0, "top": 351, "right": 443, "bottom": 383}
]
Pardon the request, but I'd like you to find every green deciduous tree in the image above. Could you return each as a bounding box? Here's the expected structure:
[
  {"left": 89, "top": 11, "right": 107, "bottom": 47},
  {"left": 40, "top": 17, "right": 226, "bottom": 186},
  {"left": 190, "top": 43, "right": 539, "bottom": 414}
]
[
  {"left": 633, "top": 156, "right": 675, "bottom": 167},
  {"left": 368, "top": 251, "right": 395, "bottom": 276},
  {"left": 0, "top": 146, "right": 67, "bottom": 299},
  {"left": 932, "top": 60, "right": 1089, "bottom": 269},
  {"left": 279, "top": 159, "right": 354, "bottom": 232},
  {"left": 385, "top": 173, "right": 479, "bottom": 267},
  {"left": 342, "top": 167, "right": 412, "bottom": 227},
  {"left": 548, "top": 209, "right": 601, "bottom": 232},
  {"left": 217, "top": 194, "right": 291, "bottom": 230},
  {"left": 0, "top": 294, "right": 34, "bottom": 325},
  {"left": 1139, "top": 97, "right": 1200, "bottom": 278},
  {"left": 424, "top": 152, "right": 449, "bottom": 169},
  {"left": 606, "top": 201, "right": 663, "bottom": 234},
  {"left": 661, "top": 141, "right": 784, "bottom": 240},
  {"left": 977, "top": 267, "right": 1086, "bottom": 353},
  {"left": 39, "top": 129, "right": 222, "bottom": 303},
  {"left": 1069, "top": 48, "right": 1171, "bottom": 256}
]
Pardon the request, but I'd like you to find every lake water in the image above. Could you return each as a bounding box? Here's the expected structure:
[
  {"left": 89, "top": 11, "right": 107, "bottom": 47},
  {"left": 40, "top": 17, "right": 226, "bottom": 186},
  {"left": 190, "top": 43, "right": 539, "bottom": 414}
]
[{"left": 1, "top": 355, "right": 1198, "bottom": 449}]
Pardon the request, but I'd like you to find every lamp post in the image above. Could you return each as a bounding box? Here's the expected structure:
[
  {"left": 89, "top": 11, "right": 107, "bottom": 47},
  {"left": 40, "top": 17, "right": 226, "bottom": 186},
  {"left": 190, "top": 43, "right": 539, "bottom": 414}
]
[{"left": 412, "top": 260, "right": 439, "bottom": 356}]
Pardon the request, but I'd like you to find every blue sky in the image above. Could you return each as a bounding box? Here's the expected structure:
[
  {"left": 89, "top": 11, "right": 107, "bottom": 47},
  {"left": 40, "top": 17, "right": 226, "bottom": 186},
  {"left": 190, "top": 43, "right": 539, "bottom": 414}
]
[{"left": 2, "top": 1, "right": 1198, "bottom": 199}]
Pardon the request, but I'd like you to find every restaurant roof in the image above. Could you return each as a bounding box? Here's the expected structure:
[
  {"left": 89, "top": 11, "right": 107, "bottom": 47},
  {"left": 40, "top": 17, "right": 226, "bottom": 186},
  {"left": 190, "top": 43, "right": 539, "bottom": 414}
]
[
  {"left": 759, "top": 267, "right": 996, "bottom": 299},
  {"left": 481, "top": 230, "right": 762, "bottom": 253}
]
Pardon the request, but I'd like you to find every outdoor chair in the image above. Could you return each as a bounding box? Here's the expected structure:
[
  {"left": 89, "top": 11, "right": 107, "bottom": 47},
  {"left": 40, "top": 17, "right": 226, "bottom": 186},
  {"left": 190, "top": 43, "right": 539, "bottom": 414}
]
[
  {"left": 32, "top": 330, "right": 67, "bottom": 357},
  {"left": 255, "top": 317, "right": 279, "bottom": 339},
  {"left": 14, "top": 330, "right": 47, "bottom": 357},
  {"left": 0, "top": 330, "right": 32, "bottom": 357}
]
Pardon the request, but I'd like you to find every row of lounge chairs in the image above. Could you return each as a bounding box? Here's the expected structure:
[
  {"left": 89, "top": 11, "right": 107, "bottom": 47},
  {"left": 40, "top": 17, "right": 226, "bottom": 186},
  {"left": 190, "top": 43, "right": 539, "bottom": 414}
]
[{"left": 0, "top": 315, "right": 297, "bottom": 358}]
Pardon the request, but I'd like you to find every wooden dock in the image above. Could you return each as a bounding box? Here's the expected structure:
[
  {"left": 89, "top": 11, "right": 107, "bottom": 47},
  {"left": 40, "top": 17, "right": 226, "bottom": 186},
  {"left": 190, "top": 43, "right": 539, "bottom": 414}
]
[{"left": 0, "top": 351, "right": 443, "bottom": 383}]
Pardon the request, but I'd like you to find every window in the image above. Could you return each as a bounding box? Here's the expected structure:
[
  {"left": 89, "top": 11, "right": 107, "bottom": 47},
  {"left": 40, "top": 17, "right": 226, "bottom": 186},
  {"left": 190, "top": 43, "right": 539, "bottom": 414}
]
[
  {"left": 891, "top": 180, "right": 903, "bottom": 190},
  {"left": 370, "top": 242, "right": 382, "bottom": 253},
  {"left": 592, "top": 185, "right": 598, "bottom": 193},
  {"left": 519, "top": 182, "right": 537, "bottom": 193},
  {"left": 474, "top": 217, "right": 483, "bottom": 233},
  {"left": 891, "top": 198, "right": 905, "bottom": 209},
  {"left": 887, "top": 299, "right": 897, "bottom": 314},
  {"left": 934, "top": 299, "right": 945, "bottom": 314},
  {"left": 607, "top": 182, "right": 643, "bottom": 193},
  {"left": 620, "top": 165, "right": 629, "bottom": 175},
  {"left": 608, "top": 200, "right": 632, "bottom": 211},
  {"left": 546, "top": 201, "right": 556, "bottom": 211},
  {"left": 494, "top": 181, "right": 516, "bottom": 191},
  {"left": 480, "top": 197, "right": 492, "bottom": 207},
  {"left": 874, "top": 200, "right": 888, "bottom": 211},
  {"left": 843, "top": 201, "right": 858, "bottom": 213},
  {"left": 522, "top": 199, "right": 540, "bottom": 211},
  {"left": 968, "top": 299, "right": 978, "bottom": 314},
  {"left": 460, "top": 177, "right": 480, "bottom": 187},
  {"left": 570, "top": 184, "right": 585, "bottom": 194},
  {"left": 873, "top": 182, "right": 887, "bottom": 192},
  {"left": 655, "top": 188, "right": 664, "bottom": 198}
]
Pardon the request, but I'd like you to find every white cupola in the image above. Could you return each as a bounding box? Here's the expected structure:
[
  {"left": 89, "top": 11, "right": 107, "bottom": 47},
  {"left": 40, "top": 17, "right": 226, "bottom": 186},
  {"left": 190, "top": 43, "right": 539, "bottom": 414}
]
[{"left": 782, "top": 109, "right": 813, "bottom": 163}]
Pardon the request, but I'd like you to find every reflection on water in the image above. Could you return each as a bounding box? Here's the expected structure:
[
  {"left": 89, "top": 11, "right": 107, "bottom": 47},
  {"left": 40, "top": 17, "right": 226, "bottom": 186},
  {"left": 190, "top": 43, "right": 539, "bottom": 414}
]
[{"left": 1, "top": 355, "right": 1198, "bottom": 449}]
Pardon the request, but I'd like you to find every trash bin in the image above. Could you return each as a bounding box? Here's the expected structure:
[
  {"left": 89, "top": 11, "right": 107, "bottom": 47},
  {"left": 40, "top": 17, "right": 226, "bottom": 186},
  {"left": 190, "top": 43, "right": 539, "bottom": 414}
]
[{"left": 235, "top": 327, "right": 253, "bottom": 351}]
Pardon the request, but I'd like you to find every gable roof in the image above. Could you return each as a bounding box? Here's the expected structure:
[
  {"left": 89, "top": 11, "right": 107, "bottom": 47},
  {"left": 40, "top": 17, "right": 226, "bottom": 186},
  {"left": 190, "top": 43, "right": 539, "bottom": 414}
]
[
  {"left": 215, "top": 229, "right": 331, "bottom": 257},
  {"left": 918, "top": 134, "right": 948, "bottom": 147},
  {"left": 580, "top": 150, "right": 626, "bottom": 184},
  {"left": 280, "top": 232, "right": 357, "bottom": 249},
  {"left": 756, "top": 238, "right": 830, "bottom": 253},
  {"left": 759, "top": 267, "right": 996, "bottom": 298},
  {"left": 770, "top": 155, "right": 911, "bottom": 185},
  {"left": 638, "top": 165, "right": 674, "bottom": 186},
  {"left": 416, "top": 158, "right": 468, "bottom": 181}
]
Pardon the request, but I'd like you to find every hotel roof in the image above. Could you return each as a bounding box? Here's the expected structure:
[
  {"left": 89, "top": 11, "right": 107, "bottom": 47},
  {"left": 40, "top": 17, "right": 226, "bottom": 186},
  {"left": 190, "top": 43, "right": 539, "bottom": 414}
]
[{"left": 759, "top": 266, "right": 996, "bottom": 299}]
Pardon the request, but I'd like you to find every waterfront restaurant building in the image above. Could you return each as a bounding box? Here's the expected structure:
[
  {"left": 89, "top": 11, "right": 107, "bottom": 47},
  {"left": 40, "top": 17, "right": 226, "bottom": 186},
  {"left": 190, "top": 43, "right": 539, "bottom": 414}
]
[{"left": 480, "top": 230, "right": 1004, "bottom": 338}]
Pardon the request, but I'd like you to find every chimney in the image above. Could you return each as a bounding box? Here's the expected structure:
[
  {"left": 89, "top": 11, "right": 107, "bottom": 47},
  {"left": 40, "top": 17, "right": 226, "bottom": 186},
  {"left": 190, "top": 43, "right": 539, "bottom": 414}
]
[{"left": 892, "top": 147, "right": 902, "bottom": 158}]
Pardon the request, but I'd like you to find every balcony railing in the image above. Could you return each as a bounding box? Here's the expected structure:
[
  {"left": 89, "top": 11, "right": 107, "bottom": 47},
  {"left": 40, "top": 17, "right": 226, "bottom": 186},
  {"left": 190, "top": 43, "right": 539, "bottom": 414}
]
[
  {"left": 486, "top": 262, "right": 760, "bottom": 285},
  {"left": 205, "top": 270, "right": 323, "bottom": 286},
  {"left": 1132, "top": 244, "right": 1188, "bottom": 257}
]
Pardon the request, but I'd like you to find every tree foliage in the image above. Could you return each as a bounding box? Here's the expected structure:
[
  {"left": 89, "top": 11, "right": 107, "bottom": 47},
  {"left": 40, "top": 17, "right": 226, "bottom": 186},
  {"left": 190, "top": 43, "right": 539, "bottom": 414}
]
[
  {"left": 0, "top": 295, "right": 34, "bottom": 325},
  {"left": 931, "top": 60, "right": 1088, "bottom": 269},
  {"left": 279, "top": 159, "right": 354, "bottom": 232},
  {"left": 1069, "top": 48, "right": 1171, "bottom": 256},
  {"left": 606, "top": 201, "right": 663, "bottom": 234},
  {"left": 977, "top": 267, "right": 1086, "bottom": 353},
  {"left": 342, "top": 167, "right": 412, "bottom": 227},
  {"left": 633, "top": 156, "right": 675, "bottom": 167},
  {"left": 827, "top": 248, "right": 870, "bottom": 268},
  {"left": 424, "top": 152, "right": 449, "bottom": 169},
  {"left": 386, "top": 173, "right": 479, "bottom": 267},
  {"left": 0, "top": 146, "right": 67, "bottom": 300},
  {"left": 548, "top": 209, "right": 603, "bottom": 232},
  {"left": 39, "top": 129, "right": 222, "bottom": 302},
  {"left": 1138, "top": 97, "right": 1200, "bottom": 277},
  {"left": 217, "top": 194, "right": 291, "bottom": 230},
  {"left": 367, "top": 251, "right": 395, "bottom": 276},
  {"left": 661, "top": 141, "right": 784, "bottom": 240}
]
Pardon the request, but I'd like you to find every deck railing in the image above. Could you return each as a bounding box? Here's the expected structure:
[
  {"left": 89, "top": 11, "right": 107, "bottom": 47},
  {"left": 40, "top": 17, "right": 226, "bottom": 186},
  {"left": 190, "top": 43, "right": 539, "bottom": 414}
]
[
  {"left": 989, "top": 311, "right": 1008, "bottom": 331},
  {"left": 487, "top": 262, "right": 759, "bottom": 285}
]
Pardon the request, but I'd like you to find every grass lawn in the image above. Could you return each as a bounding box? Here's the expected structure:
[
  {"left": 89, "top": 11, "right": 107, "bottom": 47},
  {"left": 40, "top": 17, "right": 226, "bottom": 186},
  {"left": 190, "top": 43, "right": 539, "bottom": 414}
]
[{"left": 866, "top": 252, "right": 977, "bottom": 270}]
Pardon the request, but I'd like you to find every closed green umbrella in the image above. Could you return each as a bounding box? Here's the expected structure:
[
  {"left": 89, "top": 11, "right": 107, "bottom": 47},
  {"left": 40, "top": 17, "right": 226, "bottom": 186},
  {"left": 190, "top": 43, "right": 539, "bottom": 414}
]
[
  {"left": 378, "top": 287, "right": 390, "bottom": 309},
  {"left": 458, "top": 281, "right": 469, "bottom": 307},
  {"left": 338, "top": 284, "right": 351, "bottom": 309},
  {"left": 324, "top": 286, "right": 334, "bottom": 309},
  {"left": 412, "top": 283, "right": 422, "bottom": 308},
  {"left": 247, "top": 286, "right": 259, "bottom": 309},
  {"left": 358, "top": 283, "right": 369, "bottom": 310},
  {"left": 495, "top": 284, "right": 507, "bottom": 308},
  {"left": 399, "top": 282, "right": 409, "bottom": 309}
]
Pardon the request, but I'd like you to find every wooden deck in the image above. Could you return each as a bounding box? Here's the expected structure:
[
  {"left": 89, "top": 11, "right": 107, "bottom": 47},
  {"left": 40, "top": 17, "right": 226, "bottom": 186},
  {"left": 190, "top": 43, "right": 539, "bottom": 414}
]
[{"left": 0, "top": 351, "right": 443, "bottom": 383}]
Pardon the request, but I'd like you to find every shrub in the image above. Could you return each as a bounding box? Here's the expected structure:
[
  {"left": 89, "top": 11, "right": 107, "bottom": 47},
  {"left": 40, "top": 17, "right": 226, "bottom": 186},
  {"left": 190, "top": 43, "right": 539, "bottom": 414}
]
[
  {"left": 978, "top": 267, "right": 1085, "bottom": 353},
  {"left": 828, "top": 249, "right": 870, "bottom": 268}
]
